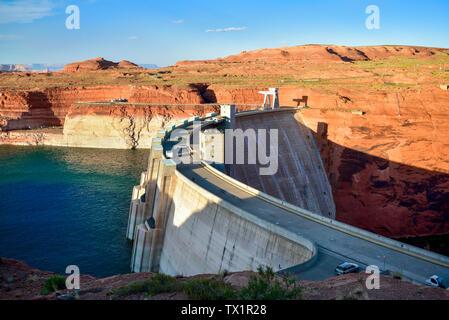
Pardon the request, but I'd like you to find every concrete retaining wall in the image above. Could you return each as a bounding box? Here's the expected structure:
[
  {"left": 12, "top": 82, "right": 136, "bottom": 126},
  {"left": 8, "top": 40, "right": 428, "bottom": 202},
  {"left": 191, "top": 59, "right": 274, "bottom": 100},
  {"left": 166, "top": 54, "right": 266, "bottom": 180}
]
[{"left": 158, "top": 170, "right": 316, "bottom": 276}]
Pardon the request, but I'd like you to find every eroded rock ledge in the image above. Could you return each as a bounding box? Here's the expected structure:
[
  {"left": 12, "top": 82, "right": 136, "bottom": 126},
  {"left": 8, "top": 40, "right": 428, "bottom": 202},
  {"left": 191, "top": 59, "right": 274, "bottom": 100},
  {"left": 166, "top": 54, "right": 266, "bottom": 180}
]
[{"left": 0, "top": 257, "right": 447, "bottom": 300}]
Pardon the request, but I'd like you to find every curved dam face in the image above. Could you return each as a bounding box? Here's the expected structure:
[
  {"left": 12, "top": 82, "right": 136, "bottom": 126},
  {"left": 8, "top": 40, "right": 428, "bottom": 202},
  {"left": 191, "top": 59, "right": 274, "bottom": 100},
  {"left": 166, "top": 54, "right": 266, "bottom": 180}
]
[
  {"left": 128, "top": 158, "right": 316, "bottom": 276},
  {"left": 158, "top": 170, "right": 315, "bottom": 276},
  {"left": 231, "top": 110, "right": 336, "bottom": 218}
]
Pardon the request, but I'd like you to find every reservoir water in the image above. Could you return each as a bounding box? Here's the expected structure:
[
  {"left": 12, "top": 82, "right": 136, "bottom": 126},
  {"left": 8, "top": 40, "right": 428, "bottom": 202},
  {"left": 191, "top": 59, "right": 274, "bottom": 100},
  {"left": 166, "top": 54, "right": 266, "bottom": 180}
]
[{"left": 0, "top": 145, "right": 148, "bottom": 278}]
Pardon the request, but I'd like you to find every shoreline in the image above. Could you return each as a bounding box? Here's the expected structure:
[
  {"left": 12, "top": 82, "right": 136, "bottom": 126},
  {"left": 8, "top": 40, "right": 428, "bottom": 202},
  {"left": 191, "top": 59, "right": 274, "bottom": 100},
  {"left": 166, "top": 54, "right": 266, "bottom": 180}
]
[{"left": 0, "top": 127, "right": 153, "bottom": 149}]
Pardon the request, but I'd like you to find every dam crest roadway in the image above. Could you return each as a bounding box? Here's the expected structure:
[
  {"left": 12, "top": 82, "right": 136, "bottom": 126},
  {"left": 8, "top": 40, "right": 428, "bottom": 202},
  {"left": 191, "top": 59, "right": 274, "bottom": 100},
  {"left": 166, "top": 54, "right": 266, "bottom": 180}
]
[{"left": 125, "top": 103, "right": 449, "bottom": 284}]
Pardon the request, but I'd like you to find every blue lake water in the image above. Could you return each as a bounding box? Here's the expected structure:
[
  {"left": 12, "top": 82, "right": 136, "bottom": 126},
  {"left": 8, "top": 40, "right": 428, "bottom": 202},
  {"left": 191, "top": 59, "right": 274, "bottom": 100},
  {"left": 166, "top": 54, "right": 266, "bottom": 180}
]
[{"left": 0, "top": 145, "right": 148, "bottom": 278}]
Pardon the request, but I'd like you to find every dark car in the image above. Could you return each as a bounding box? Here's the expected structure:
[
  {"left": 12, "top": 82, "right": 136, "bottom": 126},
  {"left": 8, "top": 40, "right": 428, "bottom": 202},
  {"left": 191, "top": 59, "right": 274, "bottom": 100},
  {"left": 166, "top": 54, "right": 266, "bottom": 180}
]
[{"left": 335, "top": 262, "right": 360, "bottom": 275}]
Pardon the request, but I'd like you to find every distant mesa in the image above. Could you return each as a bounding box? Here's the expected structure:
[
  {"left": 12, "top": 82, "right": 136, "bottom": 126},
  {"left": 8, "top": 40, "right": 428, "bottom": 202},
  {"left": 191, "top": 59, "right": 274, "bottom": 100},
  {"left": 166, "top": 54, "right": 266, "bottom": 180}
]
[
  {"left": 118, "top": 60, "right": 141, "bottom": 69},
  {"left": 138, "top": 64, "right": 159, "bottom": 69},
  {"left": 0, "top": 64, "right": 28, "bottom": 72},
  {"left": 62, "top": 57, "right": 144, "bottom": 72},
  {"left": 176, "top": 44, "right": 442, "bottom": 66},
  {"left": 0, "top": 64, "right": 65, "bottom": 72}
]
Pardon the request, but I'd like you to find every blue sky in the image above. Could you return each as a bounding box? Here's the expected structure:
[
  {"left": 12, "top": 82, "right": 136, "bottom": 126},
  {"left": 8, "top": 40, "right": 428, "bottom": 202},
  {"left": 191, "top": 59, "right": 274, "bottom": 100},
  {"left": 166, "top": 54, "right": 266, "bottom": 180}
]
[{"left": 0, "top": 0, "right": 448, "bottom": 65}]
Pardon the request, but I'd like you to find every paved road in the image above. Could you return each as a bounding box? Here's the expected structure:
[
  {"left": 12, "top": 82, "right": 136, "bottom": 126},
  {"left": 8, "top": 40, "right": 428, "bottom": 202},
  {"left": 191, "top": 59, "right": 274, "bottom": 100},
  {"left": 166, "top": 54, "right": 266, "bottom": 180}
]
[{"left": 177, "top": 162, "right": 449, "bottom": 284}]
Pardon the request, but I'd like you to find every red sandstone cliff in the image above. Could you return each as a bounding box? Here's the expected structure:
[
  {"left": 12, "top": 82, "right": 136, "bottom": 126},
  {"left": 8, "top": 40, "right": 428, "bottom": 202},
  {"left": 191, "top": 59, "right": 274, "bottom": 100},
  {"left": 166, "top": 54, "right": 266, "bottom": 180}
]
[
  {"left": 0, "top": 85, "right": 206, "bottom": 131},
  {"left": 177, "top": 45, "right": 442, "bottom": 67},
  {"left": 62, "top": 57, "right": 142, "bottom": 72}
]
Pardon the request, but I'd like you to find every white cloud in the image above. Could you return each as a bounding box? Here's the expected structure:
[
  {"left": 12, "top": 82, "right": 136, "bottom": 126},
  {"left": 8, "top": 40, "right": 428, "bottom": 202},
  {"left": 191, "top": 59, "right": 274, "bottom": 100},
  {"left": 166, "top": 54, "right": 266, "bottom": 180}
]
[
  {"left": 205, "top": 26, "right": 247, "bottom": 33},
  {"left": 0, "top": 34, "right": 24, "bottom": 40},
  {"left": 128, "top": 36, "right": 138, "bottom": 40},
  {"left": 172, "top": 19, "right": 184, "bottom": 24},
  {"left": 0, "top": 0, "right": 55, "bottom": 24}
]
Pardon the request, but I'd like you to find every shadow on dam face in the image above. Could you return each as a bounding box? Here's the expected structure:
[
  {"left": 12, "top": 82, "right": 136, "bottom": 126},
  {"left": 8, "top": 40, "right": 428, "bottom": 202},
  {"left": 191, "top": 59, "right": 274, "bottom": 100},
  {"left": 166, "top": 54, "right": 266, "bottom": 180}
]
[
  {"left": 230, "top": 110, "right": 336, "bottom": 219},
  {"left": 230, "top": 110, "right": 449, "bottom": 241},
  {"left": 142, "top": 166, "right": 316, "bottom": 277}
]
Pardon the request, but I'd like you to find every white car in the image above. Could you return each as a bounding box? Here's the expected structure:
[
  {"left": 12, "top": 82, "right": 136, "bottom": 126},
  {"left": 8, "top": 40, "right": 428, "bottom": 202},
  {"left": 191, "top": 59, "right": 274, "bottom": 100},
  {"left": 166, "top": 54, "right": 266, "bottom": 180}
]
[
  {"left": 426, "top": 275, "right": 446, "bottom": 289},
  {"left": 335, "top": 262, "right": 359, "bottom": 275}
]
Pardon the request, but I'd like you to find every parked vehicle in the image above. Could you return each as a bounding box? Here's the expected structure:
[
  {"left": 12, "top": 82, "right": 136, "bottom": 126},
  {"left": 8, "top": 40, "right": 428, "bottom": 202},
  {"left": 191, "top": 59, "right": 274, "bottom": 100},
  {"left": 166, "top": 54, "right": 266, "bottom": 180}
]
[
  {"left": 426, "top": 275, "right": 446, "bottom": 289},
  {"left": 335, "top": 262, "right": 359, "bottom": 275}
]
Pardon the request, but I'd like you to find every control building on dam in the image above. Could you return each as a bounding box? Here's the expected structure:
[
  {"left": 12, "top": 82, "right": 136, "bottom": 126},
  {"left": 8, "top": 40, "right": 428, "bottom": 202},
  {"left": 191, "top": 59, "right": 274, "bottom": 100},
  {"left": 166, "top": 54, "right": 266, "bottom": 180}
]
[{"left": 126, "top": 103, "right": 449, "bottom": 284}]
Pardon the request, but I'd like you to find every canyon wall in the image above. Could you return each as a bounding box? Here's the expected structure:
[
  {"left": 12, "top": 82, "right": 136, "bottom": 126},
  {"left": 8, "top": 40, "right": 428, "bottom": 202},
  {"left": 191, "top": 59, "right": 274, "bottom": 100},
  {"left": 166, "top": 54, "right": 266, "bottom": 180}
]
[
  {"left": 0, "top": 85, "right": 205, "bottom": 131},
  {"left": 63, "top": 103, "right": 220, "bottom": 149}
]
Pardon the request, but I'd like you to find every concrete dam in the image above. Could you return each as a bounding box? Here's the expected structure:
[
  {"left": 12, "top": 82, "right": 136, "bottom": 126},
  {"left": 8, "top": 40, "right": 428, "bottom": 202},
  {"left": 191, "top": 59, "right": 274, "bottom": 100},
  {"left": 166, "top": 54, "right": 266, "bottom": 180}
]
[{"left": 126, "top": 105, "right": 449, "bottom": 283}]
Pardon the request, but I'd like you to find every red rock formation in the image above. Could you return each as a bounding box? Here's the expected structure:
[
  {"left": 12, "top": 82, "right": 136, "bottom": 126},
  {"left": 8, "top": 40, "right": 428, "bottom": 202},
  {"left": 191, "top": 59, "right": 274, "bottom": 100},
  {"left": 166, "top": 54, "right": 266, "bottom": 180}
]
[
  {"left": 299, "top": 88, "right": 449, "bottom": 238},
  {"left": 62, "top": 57, "right": 142, "bottom": 72},
  {"left": 0, "top": 85, "right": 206, "bottom": 131},
  {"left": 117, "top": 60, "right": 141, "bottom": 69},
  {"left": 177, "top": 45, "right": 441, "bottom": 66},
  {"left": 62, "top": 102, "right": 223, "bottom": 149}
]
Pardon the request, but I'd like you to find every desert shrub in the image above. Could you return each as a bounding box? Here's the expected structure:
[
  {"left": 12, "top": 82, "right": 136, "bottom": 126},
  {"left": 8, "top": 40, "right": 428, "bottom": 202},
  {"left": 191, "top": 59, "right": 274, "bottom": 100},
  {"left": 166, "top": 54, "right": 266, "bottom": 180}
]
[
  {"left": 41, "top": 275, "right": 66, "bottom": 295},
  {"left": 183, "top": 278, "right": 236, "bottom": 300},
  {"left": 117, "top": 273, "right": 180, "bottom": 296},
  {"left": 239, "top": 266, "right": 302, "bottom": 300},
  {"left": 106, "top": 290, "right": 115, "bottom": 296},
  {"left": 112, "top": 267, "right": 303, "bottom": 300}
]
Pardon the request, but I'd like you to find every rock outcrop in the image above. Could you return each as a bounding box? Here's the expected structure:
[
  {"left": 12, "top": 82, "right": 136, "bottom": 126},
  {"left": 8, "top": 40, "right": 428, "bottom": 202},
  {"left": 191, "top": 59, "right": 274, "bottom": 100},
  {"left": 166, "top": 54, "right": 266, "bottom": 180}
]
[
  {"left": 177, "top": 45, "right": 441, "bottom": 66},
  {"left": 0, "top": 85, "right": 206, "bottom": 131},
  {"left": 62, "top": 57, "right": 143, "bottom": 72},
  {"left": 1, "top": 257, "right": 448, "bottom": 300},
  {"left": 0, "top": 64, "right": 28, "bottom": 72},
  {"left": 62, "top": 102, "right": 220, "bottom": 149}
]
